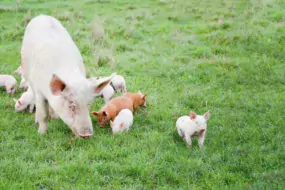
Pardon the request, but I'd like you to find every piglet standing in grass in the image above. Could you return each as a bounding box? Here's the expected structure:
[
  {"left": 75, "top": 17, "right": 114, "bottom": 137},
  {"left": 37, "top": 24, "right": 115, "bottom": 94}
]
[
  {"left": 13, "top": 87, "right": 35, "bottom": 113},
  {"left": 89, "top": 77, "right": 114, "bottom": 103},
  {"left": 0, "top": 75, "right": 17, "bottom": 95},
  {"left": 176, "top": 111, "right": 210, "bottom": 148},
  {"left": 110, "top": 109, "right": 133, "bottom": 134},
  {"left": 92, "top": 95, "right": 134, "bottom": 127},
  {"left": 123, "top": 90, "right": 147, "bottom": 112},
  {"left": 100, "top": 84, "right": 115, "bottom": 103},
  {"left": 110, "top": 75, "right": 127, "bottom": 93},
  {"left": 14, "top": 66, "right": 29, "bottom": 90}
]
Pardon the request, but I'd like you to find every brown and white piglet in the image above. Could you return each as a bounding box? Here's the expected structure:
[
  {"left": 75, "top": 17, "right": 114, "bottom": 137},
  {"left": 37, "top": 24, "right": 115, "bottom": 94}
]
[{"left": 92, "top": 96, "right": 134, "bottom": 127}]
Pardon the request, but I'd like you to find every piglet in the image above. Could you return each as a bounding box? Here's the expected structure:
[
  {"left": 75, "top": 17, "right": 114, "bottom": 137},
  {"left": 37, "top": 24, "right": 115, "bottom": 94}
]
[
  {"left": 110, "top": 109, "right": 133, "bottom": 134},
  {"left": 19, "top": 76, "right": 28, "bottom": 90},
  {"left": 14, "top": 66, "right": 28, "bottom": 90},
  {"left": 89, "top": 77, "right": 115, "bottom": 103},
  {"left": 123, "top": 90, "right": 147, "bottom": 112},
  {"left": 100, "top": 84, "right": 115, "bottom": 103},
  {"left": 176, "top": 111, "right": 210, "bottom": 148},
  {"left": 0, "top": 75, "right": 17, "bottom": 95},
  {"left": 110, "top": 75, "right": 127, "bottom": 93},
  {"left": 92, "top": 96, "right": 134, "bottom": 127},
  {"left": 13, "top": 87, "right": 35, "bottom": 113}
]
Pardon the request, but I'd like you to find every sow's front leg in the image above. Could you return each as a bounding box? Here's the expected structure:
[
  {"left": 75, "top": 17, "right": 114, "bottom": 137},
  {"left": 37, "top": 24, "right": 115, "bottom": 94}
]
[{"left": 36, "top": 94, "right": 49, "bottom": 134}]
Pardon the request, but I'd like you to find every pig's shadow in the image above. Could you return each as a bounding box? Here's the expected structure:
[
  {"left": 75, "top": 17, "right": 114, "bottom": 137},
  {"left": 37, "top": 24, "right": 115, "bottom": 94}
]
[{"left": 172, "top": 131, "right": 199, "bottom": 148}]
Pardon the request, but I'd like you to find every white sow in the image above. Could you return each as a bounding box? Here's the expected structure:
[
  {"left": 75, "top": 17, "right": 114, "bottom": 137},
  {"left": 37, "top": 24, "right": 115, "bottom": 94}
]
[
  {"left": 21, "top": 15, "right": 115, "bottom": 137},
  {"left": 110, "top": 109, "right": 133, "bottom": 134},
  {"left": 176, "top": 111, "right": 210, "bottom": 148}
]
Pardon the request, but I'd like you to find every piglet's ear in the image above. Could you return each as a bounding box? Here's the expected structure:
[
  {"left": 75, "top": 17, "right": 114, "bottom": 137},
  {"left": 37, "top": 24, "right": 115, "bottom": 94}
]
[
  {"left": 92, "top": 111, "right": 99, "bottom": 116},
  {"left": 142, "top": 94, "right": 147, "bottom": 99},
  {"left": 110, "top": 121, "right": 113, "bottom": 127},
  {"left": 103, "top": 111, "right": 108, "bottom": 116},
  {"left": 18, "top": 100, "right": 22, "bottom": 105},
  {"left": 120, "top": 122, "right": 124, "bottom": 128},
  {"left": 50, "top": 74, "right": 66, "bottom": 96},
  {"left": 204, "top": 112, "right": 210, "bottom": 120},
  {"left": 189, "top": 111, "right": 196, "bottom": 120}
]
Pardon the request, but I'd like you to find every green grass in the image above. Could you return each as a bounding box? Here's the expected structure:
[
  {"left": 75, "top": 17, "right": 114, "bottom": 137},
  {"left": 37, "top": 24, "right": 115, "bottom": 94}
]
[{"left": 0, "top": 0, "right": 285, "bottom": 189}]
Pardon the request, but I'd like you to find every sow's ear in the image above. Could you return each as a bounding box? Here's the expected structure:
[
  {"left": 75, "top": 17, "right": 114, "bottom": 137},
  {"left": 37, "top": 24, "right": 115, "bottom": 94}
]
[
  {"left": 50, "top": 74, "right": 66, "bottom": 96},
  {"left": 92, "top": 73, "right": 116, "bottom": 96}
]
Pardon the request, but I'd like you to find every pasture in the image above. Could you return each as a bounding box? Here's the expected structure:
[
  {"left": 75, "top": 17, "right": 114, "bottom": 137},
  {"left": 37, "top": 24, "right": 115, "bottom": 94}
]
[{"left": 0, "top": 0, "right": 284, "bottom": 189}]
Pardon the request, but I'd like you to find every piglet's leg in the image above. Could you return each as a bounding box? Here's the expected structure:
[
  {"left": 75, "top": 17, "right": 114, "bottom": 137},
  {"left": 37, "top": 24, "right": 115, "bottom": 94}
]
[
  {"left": 198, "top": 131, "right": 206, "bottom": 149},
  {"left": 177, "top": 127, "right": 184, "bottom": 138},
  {"left": 122, "top": 84, "right": 127, "bottom": 93},
  {"left": 36, "top": 95, "right": 49, "bottom": 134},
  {"left": 29, "top": 104, "right": 35, "bottom": 113},
  {"left": 185, "top": 133, "right": 192, "bottom": 148}
]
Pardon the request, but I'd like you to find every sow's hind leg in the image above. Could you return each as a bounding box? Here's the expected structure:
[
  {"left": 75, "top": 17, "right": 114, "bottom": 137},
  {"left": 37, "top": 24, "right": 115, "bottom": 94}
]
[{"left": 36, "top": 94, "right": 49, "bottom": 134}]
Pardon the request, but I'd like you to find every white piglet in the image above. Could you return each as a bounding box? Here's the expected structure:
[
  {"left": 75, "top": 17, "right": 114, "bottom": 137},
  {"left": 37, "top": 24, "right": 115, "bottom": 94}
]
[
  {"left": 110, "top": 75, "right": 127, "bottom": 93},
  {"left": 19, "top": 76, "right": 28, "bottom": 90},
  {"left": 0, "top": 75, "right": 17, "bottom": 95},
  {"left": 14, "top": 66, "right": 29, "bottom": 90},
  {"left": 89, "top": 77, "right": 115, "bottom": 103},
  {"left": 176, "top": 111, "right": 210, "bottom": 148},
  {"left": 100, "top": 84, "right": 115, "bottom": 103},
  {"left": 13, "top": 87, "right": 35, "bottom": 113},
  {"left": 21, "top": 15, "right": 115, "bottom": 137},
  {"left": 110, "top": 109, "right": 133, "bottom": 134}
]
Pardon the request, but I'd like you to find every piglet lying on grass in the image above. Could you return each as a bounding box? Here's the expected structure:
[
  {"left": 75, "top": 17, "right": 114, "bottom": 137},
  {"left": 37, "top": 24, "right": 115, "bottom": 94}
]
[
  {"left": 110, "top": 109, "right": 133, "bottom": 134},
  {"left": 0, "top": 75, "right": 17, "bottom": 95},
  {"left": 13, "top": 87, "right": 35, "bottom": 113},
  {"left": 176, "top": 111, "right": 210, "bottom": 148}
]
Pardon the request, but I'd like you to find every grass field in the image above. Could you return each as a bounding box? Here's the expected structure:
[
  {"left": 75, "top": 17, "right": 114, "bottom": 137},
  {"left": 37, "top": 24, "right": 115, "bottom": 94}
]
[{"left": 0, "top": 0, "right": 285, "bottom": 189}]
